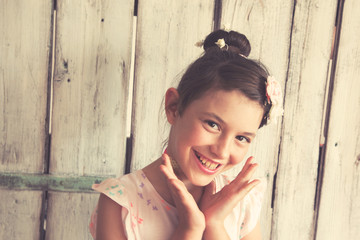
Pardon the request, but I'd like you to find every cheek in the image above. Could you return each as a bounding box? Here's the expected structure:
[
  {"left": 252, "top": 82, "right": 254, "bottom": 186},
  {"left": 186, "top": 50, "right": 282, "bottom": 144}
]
[
  {"left": 178, "top": 121, "right": 208, "bottom": 144},
  {"left": 229, "top": 146, "right": 250, "bottom": 165}
]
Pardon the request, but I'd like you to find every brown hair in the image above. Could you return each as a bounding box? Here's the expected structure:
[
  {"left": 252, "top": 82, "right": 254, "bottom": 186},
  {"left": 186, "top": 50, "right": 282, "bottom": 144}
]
[{"left": 176, "top": 30, "right": 271, "bottom": 128}]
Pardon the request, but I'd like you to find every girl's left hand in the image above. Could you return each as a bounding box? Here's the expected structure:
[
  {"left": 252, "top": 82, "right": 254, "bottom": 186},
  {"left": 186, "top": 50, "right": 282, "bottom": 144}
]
[{"left": 199, "top": 156, "right": 260, "bottom": 227}]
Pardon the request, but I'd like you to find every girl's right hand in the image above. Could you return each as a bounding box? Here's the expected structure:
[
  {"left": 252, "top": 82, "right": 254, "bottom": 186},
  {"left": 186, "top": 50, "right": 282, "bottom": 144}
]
[
  {"left": 159, "top": 153, "right": 205, "bottom": 240},
  {"left": 199, "top": 156, "right": 260, "bottom": 239}
]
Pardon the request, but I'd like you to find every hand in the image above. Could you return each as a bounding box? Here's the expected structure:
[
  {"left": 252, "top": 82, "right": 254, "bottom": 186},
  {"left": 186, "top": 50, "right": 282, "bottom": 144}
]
[
  {"left": 159, "top": 153, "right": 205, "bottom": 239},
  {"left": 200, "top": 156, "right": 260, "bottom": 227}
]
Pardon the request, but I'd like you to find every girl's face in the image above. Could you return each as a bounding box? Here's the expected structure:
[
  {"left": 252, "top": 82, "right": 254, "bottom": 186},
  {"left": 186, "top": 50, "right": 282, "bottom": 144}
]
[{"left": 166, "top": 88, "right": 264, "bottom": 186}]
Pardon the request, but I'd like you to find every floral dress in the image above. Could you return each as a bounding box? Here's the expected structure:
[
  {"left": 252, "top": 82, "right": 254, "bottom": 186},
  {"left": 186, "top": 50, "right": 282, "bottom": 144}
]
[{"left": 89, "top": 170, "right": 266, "bottom": 240}]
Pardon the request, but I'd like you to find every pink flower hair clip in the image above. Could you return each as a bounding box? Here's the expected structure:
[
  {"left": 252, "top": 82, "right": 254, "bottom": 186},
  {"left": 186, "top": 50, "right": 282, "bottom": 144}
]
[{"left": 265, "top": 76, "right": 284, "bottom": 124}]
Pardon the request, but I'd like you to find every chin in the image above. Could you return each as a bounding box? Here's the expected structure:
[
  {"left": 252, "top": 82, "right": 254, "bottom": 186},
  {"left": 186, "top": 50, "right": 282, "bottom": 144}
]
[{"left": 187, "top": 174, "right": 216, "bottom": 187}]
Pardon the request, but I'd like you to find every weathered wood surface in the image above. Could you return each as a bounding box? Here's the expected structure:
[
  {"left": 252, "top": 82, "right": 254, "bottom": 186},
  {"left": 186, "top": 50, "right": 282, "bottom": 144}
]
[
  {"left": 0, "top": 189, "right": 42, "bottom": 240},
  {"left": 1, "top": 2, "right": 360, "bottom": 240},
  {"left": 272, "top": 1, "right": 338, "bottom": 239},
  {"left": 50, "top": 0, "right": 134, "bottom": 176},
  {"left": 45, "top": 192, "right": 98, "bottom": 240},
  {"left": 0, "top": 0, "right": 53, "bottom": 173},
  {"left": 130, "top": 0, "right": 215, "bottom": 171},
  {"left": 0, "top": 172, "right": 109, "bottom": 192},
  {"left": 47, "top": 1, "right": 134, "bottom": 238},
  {"left": 221, "top": 1, "right": 294, "bottom": 238},
  {"left": 316, "top": 0, "right": 360, "bottom": 239}
]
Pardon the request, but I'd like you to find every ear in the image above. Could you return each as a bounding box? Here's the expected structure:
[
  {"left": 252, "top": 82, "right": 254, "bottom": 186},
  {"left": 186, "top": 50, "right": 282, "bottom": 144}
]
[{"left": 165, "top": 88, "right": 180, "bottom": 125}]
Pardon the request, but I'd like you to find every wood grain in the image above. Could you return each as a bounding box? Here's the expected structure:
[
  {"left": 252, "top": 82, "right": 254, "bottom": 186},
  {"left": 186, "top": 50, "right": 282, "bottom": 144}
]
[
  {"left": 272, "top": 1, "right": 337, "bottom": 239},
  {"left": 0, "top": 0, "right": 52, "bottom": 173},
  {"left": 0, "top": 189, "right": 42, "bottom": 240},
  {"left": 50, "top": 0, "right": 134, "bottom": 176},
  {"left": 130, "top": 0, "right": 215, "bottom": 171},
  {"left": 46, "top": 192, "right": 99, "bottom": 240},
  {"left": 316, "top": 0, "right": 360, "bottom": 238},
  {"left": 271, "top": 1, "right": 338, "bottom": 239}
]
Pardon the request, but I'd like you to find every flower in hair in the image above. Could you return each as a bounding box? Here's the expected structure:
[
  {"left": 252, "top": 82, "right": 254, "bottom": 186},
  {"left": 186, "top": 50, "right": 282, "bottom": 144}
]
[
  {"left": 215, "top": 38, "right": 226, "bottom": 49},
  {"left": 266, "top": 76, "right": 284, "bottom": 124},
  {"left": 222, "top": 23, "right": 231, "bottom": 32},
  {"left": 195, "top": 39, "right": 204, "bottom": 47}
]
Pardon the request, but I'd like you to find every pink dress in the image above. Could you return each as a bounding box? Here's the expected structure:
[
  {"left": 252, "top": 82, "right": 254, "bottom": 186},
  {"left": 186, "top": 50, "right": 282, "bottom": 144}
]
[{"left": 89, "top": 170, "right": 266, "bottom": 240}]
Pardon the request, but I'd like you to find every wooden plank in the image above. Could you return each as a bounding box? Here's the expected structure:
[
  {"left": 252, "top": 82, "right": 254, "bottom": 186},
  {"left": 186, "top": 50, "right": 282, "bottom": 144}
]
[
  {"left": 221, "top": 1, "right": 294, "bottom": 238},
  {"left": 0, "top": 172, "right": 112, "bottom": 192},
  {"left": 46, "top": 192, "right": 99, "bottom": 240},
  {"left": 271, "top": 1, "right": 338, "bottom": 239},
  {"left": 222, "top": 1, "right": 338, "bottom": 239},
  {"left": 316, "top": 0, "right": 360, "bottom": 239},
  {"left": 130, "top": 0, "right": 215, "bottom": 171},
  {"left": 0, "top": 0, "right": 53, "bottom": 173},
  {"left": 51, "top": 0, "right": 134, "bottom": 176},
  {"left": 0, "top": 189, "right": 42, "bottom": 239}
]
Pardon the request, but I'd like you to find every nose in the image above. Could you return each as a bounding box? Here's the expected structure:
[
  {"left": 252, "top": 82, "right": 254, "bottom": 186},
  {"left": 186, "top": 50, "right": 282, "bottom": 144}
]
[{"left": 210, "top": 135, "right": 231, "bottom": 159}]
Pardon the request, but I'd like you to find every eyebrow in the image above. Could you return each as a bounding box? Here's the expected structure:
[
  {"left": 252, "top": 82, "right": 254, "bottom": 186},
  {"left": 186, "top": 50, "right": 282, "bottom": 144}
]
[{"left": 201, "top": 112, "right": 257, "bottom": 138}]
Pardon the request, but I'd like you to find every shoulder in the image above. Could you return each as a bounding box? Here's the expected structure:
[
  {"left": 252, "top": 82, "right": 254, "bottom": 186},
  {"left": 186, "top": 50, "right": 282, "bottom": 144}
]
[
  {"left": 92, "top": 170, "right": 145, "bottom": 207},
  {"left": 244, "top": 178, "right": 267, "bottom": 206},
  {"left": 240, "top": 178, "right": 267, "bottom": 238}
]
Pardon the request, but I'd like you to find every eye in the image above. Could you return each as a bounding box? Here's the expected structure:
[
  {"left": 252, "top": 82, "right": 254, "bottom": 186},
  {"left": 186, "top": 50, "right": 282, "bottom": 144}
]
[
  {"left": 236, "top": 135, "right": 250, "bottom": 143},
  {"left": 205, "top": 120, "right": 220, "bottom": 131}
]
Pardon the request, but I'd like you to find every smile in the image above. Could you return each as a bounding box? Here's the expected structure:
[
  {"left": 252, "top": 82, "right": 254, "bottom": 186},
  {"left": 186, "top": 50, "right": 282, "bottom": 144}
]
[{"left": 194, "top": 151, "right": 221, "bottom": 171}]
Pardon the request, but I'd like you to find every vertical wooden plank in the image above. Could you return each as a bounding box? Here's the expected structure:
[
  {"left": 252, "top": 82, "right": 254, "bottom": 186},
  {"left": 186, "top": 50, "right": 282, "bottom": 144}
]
[
  {"left": 51, "top": 0, "right": 134, "bottom": 176},
  {"left": 48, "top": 1, "right": 134, "bottom": 239},
  {"left": 0, "top": 0, "right": 52, "bottom": 173},
  {"left": 0, "top": 189, "right": 42, "bottom": 240},
  {"left": 316, "top": 0, "right": 360, "bottom": 239},
  {"left": 130, "top": 0, "right": 215, "bottom": 171},
  {"left": 272, "top": 1, "right": 338, "bottom": 239},
  {"left": 221, "top": 1, "right": 293, "bottom": 238},
  {"left": 46, "top": 192, "right": 98, "bottom": 240}
]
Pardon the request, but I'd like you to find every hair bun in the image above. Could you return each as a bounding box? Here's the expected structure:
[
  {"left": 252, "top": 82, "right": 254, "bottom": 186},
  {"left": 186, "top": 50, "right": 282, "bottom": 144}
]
[{"left": 203, "top": 30, "right": 251, "bottom": 57}]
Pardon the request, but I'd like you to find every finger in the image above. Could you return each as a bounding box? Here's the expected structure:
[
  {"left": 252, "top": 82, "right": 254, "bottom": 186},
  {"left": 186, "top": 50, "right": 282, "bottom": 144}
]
[
  {"left": 159, "top": 165, "right": 191, "bottom": 205},
  {"left": 167, "top": 179, "right": 199, "bottom": 211},
  {"left": 235, "top": 158, "right": 258, "bottom": 179},
  {"left": 238, "top": 178, "right": 261, "bottom": 196},
  {"left": 232, "top": 156, "right": 255, "bottom": 183},
  {"left": 232, "top": 163, "right": 259, "bottom": 188},
  {"left": 161, "top": 153, "right": 177, "bottom": 179},
  {"left": 202, "top": 180, "right": 216, "bottom": 200},
  {"left": 159, "top": 164, "right": 175, "bottom": 180},
  {"left": 227, "top": 178, "right": 261, "bottom": 203},
  {"left": 240, "top": 156, "right": 255, "bottom": 174}
]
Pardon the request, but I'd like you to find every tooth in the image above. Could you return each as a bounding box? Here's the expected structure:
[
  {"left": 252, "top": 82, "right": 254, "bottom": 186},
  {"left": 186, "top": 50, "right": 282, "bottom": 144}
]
[{"left": 197, "top": 153, "right": 219, "bottom": 170}]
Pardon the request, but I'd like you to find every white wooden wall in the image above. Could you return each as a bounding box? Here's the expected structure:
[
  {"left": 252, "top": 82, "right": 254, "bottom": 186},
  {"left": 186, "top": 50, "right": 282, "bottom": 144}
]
[
  {"left": 1, "top": 0, "right": 359, "bottom": 239},
  {"left": 1, "top": 0, "right": 52, "bottom": 239}
]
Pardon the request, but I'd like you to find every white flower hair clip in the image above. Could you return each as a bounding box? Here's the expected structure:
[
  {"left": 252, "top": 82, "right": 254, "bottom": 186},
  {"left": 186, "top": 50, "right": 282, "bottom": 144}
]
[
  {"left": 265, "top": 76, "right": 284, "bottom": 124},
  {"left": 215, "top": 38, "right": 228, "bottom": 50},
  {"left": 222, "top": 23, "right": 231, "bottom": 32}
]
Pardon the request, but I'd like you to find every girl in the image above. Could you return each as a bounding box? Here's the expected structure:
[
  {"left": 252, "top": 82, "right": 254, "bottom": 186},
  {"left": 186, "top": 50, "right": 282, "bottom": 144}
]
[{"left": 89, "top": 29, "right": 283, "bottom": 240}]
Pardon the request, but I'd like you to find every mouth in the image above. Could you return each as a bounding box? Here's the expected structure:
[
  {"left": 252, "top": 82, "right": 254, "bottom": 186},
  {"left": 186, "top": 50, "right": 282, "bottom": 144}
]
[{"left": 194, "top": 151, "right": 221, "bottom": 171}]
